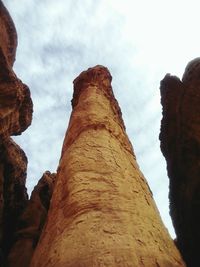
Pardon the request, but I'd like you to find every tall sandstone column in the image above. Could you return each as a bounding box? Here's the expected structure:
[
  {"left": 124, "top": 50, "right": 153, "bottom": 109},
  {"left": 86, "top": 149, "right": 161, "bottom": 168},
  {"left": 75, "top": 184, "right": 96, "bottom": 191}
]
[
  {"left": 30, "top": 66, "right": 185, "bottom": 267},
  {"left": 160, "top": 58, "right": 200, "bottom": 267}
]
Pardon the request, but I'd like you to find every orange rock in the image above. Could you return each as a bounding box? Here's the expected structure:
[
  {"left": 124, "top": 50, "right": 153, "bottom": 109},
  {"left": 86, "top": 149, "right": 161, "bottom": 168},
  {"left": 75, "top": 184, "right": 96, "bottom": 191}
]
[{"left": 30, "top": 66, "right": 185, "bottom": 267}]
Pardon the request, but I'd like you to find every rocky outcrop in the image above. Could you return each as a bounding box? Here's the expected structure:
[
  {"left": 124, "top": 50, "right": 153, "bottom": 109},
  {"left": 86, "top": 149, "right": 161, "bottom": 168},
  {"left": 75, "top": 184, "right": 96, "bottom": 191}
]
[
  {"left": 30, "top": 66, "right": 185, "bottom": 267},
  {"left": 160, "top": 58, "right": 200, "bottom": 267},
  {"left": 0, "top": 0, "right": 17, "bottom": 67},
  {"left": 0, "top": 2, "right": 33, "bottom": 266},
  {"left": 0, "top": 0, "right": 33, "bottom": 140},
  {"left": 0, "top": 138, "right": 28, "bottom": 265},
  {"left": 7, "top": 171, "right": 56, "bottom": 267}
]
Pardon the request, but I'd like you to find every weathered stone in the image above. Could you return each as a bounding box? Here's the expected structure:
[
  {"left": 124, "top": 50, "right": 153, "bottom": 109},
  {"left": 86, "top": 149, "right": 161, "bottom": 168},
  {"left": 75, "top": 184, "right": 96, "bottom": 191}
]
[
  {"left": 7, "top": 171, "right": 56, "bottom": 267},
  {"left": 0, "top": 0, "right": 33, "bottom": 140},
  {"left": 30, "top": 66, "right": 185, "bottom": 267},
  {"left": 0, "top": 138, "right": 28, "bottom": 265},
  {"left": 0, "top": 2, "right": 33, "bottom": 266},
  {"left": 160, "top": 58, "right": 200, "bottom": 267},
  {"left": 0, "top": 0, "right": 17, "bottom": 67}
]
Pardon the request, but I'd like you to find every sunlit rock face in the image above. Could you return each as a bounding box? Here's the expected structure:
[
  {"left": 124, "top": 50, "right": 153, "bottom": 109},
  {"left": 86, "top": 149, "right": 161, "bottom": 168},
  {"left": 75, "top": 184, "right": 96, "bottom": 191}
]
[
  {"left": 160, "top": 58, "right": 200, "bottom": 267},
  {"left": 30, "top": 66, "right": 185, "bottom": 267}
]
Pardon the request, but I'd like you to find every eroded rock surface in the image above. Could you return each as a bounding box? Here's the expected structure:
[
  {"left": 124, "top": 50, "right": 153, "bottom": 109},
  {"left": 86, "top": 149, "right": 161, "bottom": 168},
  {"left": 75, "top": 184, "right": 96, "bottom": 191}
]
[
  {"left": 0, "top": 138, "right": 28, "bottom": 266},
  {"left": 0, "top": 0, "right": 33, "bottom": 140},
  {"left": 7, "top": 171, "right": 56, "bottom": 267},
  {"left": 0, "top": 2, "right": 33, "bottom": 266},
  {"left": 0, "top": 0, "right": 17, "bottom": 67},
  {"left": 30, "top": 66, "right": 185, "bottom": 267},
  {"left": 160, "top": 58, "right": 200, "bottom": 267}
]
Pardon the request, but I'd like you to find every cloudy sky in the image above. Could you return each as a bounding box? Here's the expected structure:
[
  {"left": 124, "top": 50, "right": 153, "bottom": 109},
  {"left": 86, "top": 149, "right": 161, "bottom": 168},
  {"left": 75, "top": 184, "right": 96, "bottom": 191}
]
[{"left": 4, "top": 0, "right": 200, "bottom": 237}]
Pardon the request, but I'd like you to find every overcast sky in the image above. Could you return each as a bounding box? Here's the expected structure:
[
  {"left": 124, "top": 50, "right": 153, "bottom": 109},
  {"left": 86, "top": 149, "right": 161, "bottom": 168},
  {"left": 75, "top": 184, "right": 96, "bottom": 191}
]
[{"left": 4, "top": 0, "right": 200, "bottom": 238}]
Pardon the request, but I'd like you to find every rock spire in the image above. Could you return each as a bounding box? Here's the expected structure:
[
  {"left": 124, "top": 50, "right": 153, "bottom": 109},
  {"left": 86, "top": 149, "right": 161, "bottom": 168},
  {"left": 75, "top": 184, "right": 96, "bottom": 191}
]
[{"left": 30, "top": 66, "right": 185, "bottom": 267}]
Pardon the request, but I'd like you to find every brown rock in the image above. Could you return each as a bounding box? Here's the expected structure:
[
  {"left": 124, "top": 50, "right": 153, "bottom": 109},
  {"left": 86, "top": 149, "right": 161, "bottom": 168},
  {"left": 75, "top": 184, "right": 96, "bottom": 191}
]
[
  {"left": 30, "top": 66, "right": 185, "bottom": 267},
  {"left": 0, "top": 0, "right": 33, "bottom": 140},
  {"left": 0, "top": 0, "right": 17, "bottom": 67},
  {"left": 0, "top": 138, "right": 28, "bottom": 265},
  {"left": 160, "top": 58, "right": 200, "bottom": 267},
  {"left": 0, "top": 2, "right": 33, "bottom": 265},
  {"left": 7, "top": 171, "right": 56, "bottom": 267}
]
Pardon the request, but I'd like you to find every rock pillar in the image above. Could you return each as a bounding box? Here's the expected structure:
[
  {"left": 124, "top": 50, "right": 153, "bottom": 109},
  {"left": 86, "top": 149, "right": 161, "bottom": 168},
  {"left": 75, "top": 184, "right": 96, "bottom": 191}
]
[
  {"left": 30, "top": 66, "right": 185, "bottom": 267},
  {"left": 160, "top": 58, "right": 200, "bottom": 267}
]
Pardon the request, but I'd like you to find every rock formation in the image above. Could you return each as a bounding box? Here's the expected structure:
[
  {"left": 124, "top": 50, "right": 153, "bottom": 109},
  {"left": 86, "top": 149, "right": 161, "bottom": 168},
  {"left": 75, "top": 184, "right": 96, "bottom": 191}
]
[
  {"left": 0, "top": 138, "right": 28, "bottom": 261},
  {"left": 30, "top": 66, "right": 185, "bottom": 267},
  {"left": 0, "top": 1, "right": 32, "bottom": 139},
  {"left": 0, "top": 1, "right": 189, "bottom": 266},
  {"left": 0, "top": 1, "right": 33, "bottom": 265},
  {"left": 160, "top": 58, "right": 200, "bottom": 267},
  {"left": 7, "top": 171, "right": 56, "bottom": 267}
]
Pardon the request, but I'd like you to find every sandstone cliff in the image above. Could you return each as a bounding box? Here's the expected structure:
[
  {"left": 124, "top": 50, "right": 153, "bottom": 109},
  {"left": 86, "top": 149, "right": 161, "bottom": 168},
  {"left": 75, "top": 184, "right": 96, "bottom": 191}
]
[
  {"left": 160, "top": 58, "right": 200, "bottom": 267},
  {"left": 30, "top": 66, "right": 185, "bottom": 267},
  {"left": 0, "top": 1, "right": 33, "bottom": 265}
]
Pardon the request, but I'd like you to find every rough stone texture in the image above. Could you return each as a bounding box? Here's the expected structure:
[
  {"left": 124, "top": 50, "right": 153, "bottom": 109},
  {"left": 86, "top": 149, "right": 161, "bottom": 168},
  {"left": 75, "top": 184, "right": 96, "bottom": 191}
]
[
  {"left": 0, "top": 0, "right": 33, "bottom": 140},
  {"left": 0, "top": 0, "right": 17, "bottom": 67},
  {"left": 160, "top": 58, "right": 200, "bottom": 267},
  {"left": 30, "top": 66, "right": 185, "bottom": 267},
  {"left": 7, "top": 171, "right": 56, "bottom": 267},
  {"left": 0, "top": 2, "right": 33, "bottom": 266},
  {"left": 0, "top": 138, "right": 28, "bottom": 266}
]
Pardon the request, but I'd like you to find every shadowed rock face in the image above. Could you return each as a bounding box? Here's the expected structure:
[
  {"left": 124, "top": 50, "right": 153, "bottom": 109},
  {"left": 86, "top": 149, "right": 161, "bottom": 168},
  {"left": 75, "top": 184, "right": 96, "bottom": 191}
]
[
  {"left": 7, "top": 171, "right": 56, "bottom": 267},
  {"left": 0, "top": 138, "right": 28, "bottom": 265},
  {"left": 30, "top": 66, "right": 185, "bottom": 267},
  {"left": 160, "top": 58, "right": 200, "bottom": 267}
]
